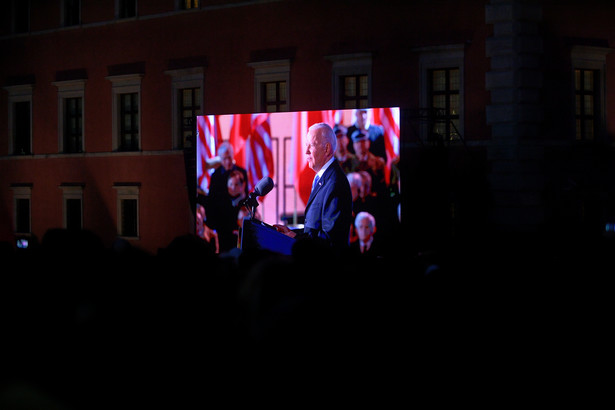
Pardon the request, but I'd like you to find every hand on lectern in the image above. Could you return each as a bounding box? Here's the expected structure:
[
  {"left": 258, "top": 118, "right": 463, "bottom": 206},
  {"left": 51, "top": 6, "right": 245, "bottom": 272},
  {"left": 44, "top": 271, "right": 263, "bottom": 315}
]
[{"left": 273, "top": 224, "right": 297, "bottom": 238}]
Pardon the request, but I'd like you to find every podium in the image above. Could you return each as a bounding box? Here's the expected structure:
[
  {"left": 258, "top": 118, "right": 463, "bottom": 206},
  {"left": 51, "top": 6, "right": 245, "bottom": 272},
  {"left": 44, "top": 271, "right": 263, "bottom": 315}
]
[{"left": 240, "top": 218, "right": 296, "bottom": 255}]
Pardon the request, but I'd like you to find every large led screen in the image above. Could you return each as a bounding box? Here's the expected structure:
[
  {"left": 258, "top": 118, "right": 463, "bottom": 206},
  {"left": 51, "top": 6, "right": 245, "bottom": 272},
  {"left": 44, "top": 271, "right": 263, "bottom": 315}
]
[{"left": 195, "top": 108, "right": 400, "bottom": 253}]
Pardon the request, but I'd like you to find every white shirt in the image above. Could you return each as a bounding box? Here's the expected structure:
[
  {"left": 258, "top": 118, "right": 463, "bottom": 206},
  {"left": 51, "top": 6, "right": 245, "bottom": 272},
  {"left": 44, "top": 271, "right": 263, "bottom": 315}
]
[
  {"left": 314, "top": 156, "right": 335, "bottom": 183},
  {"left": 360, "top": 237, "right": 374, "bottom": 253}
]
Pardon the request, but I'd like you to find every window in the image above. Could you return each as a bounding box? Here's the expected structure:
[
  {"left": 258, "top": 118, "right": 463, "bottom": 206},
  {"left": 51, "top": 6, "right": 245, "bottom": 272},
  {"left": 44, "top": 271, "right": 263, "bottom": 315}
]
[
  {"left": 113, "top": 184, "right": 140, "bottom": 238},
  {"left": 59, "top": 184, "right": 84, "bottom": 230},
  {"left": 117, "top": 0, "right": 137, "bottom": 19},
  {"left": 428, "top": 68, "right": 461, "bottom": 141},
  {"left": 164, "top": 67, "right": 204, "bottom": 149},
  {"left": 179, "top": 87, "right": 201, "bottom": 148},
  {"left": 119, "top": 92, "right": 139, "bottom": 151},
  {"left": 340, "top": 74, "right": 368, "bottom": 109},
  {"left": 11, "top": 184, "right": 32, "bottom": 234},
  {"left": 571, "top": 45, "right": 611, "bottom": 141},
  {"left": 106, "top": 73, "right": 142, "bottom": 151},
  {"left": 326, "top": 53, "right": 372, "bottom": 109},
  {"left": 121, "top": 199, "right": 138, "bottom": 237},
  {"left": 13, "top": 101, "right": 31, "bottom": 155},
  {"left": 179, "top": 0, "right": 200, "bottom": 9},
  {"left": 261, "top": 81, "right": 287, "bottom": 112},
  {"left": 12, "top": 0, "right": 30, "bottom": 33},
  {"left": 53, "top": 79, "right": 86, "bottom": 153},
  {"left": 3, "top": 84, "right": 33, "bottom": 155},
  {"left": 64, "top": 97, "right": 83, "bottom": 152},
  {"left": 418, "top": 44, "right": 465, "bottom": 143},
  {"left": 248, "top": 59, "right": 290, "bottom": 112},
  {"left": 575, "top": 69, "right": 598, "bottom": 140},
  {"left": 63, "top": 0, "right": 80, "bottom": 26}
]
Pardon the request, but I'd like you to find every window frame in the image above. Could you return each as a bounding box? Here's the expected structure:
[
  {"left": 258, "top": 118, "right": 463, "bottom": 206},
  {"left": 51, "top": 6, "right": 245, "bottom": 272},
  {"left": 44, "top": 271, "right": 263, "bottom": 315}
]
[
  {"left": 113, "top": 184, "right": 140, "bottom": 239},
  {"left": 418, "top": 44, "right": 465, "bottom": 142},
  {"left": 59, "top": 184, "right": 84, "bottom": 230},
  {"left": 11, "top": 184, "right": 32, "bottom": 235},
  {"left": 326, "top": 53, "right": 372, "bottom": 110},
  {"left": 248, "top": 59, "right": 290, "bottom": 113},
  {"left": 106, "top": 73, "right": 143, "bottom": 151},
  {"left": 62, "top": 0, "right": 81, "bottom": 27},
  {"left": 116, "top": 0, "right": 137, "bottom": 19},
  {"left": 427, "top": 67, "right": 461, "bottom": 142},
  {"left": 261, "top": 80, "right": 287, "bottom": 112},
  {"left": 570, "top": 45, "right": 612, "bottom": 142},
  {"left": 164, "top": 67, "right": 204, "bottom": 149},
  {"left": 3, "top": 84, "right": 33, "bottom": 156},
  {"left": 176, "top": 0, "right": 201, "bottom": 10},
  {"left": 53, "top": 79, "right": 86, "bottom": 153}
]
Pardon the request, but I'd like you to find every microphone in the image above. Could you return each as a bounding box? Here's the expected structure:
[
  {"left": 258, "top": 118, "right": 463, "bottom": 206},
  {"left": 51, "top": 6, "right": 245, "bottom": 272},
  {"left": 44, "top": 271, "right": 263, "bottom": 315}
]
[
  {"left": 254, "top": 176, "right": 274, "bottom": 197},
  {"left": 239, "top": 176, "right": 274, "bottom": 214}
]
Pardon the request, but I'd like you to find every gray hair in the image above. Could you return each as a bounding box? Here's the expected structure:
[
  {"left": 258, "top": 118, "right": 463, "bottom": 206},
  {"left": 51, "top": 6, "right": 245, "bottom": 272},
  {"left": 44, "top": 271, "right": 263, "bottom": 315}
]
[
  {"left": 217, "top": 141, "right": 233, "bottom": 157},
  {"left": 347, "top": 172, "right": 363, "bottom": 188},
  {"left": 309, "top": 122, "right": 337, "bottom": 153},
  {"left": 354, "top": 211, "right": 376, "bottom": 229}
]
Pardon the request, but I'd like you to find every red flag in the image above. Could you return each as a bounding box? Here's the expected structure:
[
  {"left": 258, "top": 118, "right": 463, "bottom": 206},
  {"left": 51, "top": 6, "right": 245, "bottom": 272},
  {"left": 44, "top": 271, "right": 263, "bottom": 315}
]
[
  {"left": 228, "top": 114, "right": 251, "bottom": 170},
  {"left": 373, "top": 107, "right": 400, "bottom": 183},
  {"left": 229, "top": 113, "right": 274, "bottom": 192},
  {"left": 245, "top": 113, "right": 274, "bottom": 191}
]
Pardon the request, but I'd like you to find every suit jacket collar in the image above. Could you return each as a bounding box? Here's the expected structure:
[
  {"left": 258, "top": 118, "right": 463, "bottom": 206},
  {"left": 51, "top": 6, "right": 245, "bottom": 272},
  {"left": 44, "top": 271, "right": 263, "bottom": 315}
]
[{"left": 305, "top": 159, "right": 338, "bottom": 211}]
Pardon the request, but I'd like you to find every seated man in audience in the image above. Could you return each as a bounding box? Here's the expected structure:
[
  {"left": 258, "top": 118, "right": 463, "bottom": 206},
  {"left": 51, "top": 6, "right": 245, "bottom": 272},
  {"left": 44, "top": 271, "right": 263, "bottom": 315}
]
[
  {"left": 334, "top": 124, "right": 359, "bottom": 174},
  {"left": 351, "top": 130, "right": 387, "bottom": 198},
  {"left": 349, "top": 211, "right": 383, "bottom": 258}
]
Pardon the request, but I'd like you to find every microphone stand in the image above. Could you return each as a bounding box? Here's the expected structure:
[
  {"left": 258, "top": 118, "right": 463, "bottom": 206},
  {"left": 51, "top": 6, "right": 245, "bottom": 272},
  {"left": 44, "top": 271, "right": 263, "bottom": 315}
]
[{"left": 240, "top": 193, "right": 260, "bottom": 220}]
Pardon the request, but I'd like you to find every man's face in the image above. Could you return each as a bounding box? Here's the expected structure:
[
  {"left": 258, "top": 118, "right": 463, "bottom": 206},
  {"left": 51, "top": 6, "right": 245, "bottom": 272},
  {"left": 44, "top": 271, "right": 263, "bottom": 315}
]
[
  {"left": 356, "top": 110, "right": 368, "bottom": 129},
  {"left": 354, "top": 139, "right": 370, "bottom": 158},
  {"left": 356, "top": 218, "right": 374, "bottom": 242},
  {"left": 336, "top": 135, "right": 349, "bottom": 155},
  {"left": 220, "top": 150, "right": 233, "bottom": 170},
  {"left": 305, "top": 129, "right": 328, "bottom": 172}
]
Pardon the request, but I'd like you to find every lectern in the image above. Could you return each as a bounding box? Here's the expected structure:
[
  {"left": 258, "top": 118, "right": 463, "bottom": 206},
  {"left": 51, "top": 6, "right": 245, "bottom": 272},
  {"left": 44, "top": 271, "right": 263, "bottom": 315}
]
[{"left": 240, "top": 218, "right": 296, "bottom": 255}]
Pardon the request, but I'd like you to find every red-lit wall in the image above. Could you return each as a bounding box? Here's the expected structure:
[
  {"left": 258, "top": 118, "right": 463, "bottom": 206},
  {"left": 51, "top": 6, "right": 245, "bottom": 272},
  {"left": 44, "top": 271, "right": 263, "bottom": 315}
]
[{"left": 1, "top": 0, "right": 614, "bottom": 251}]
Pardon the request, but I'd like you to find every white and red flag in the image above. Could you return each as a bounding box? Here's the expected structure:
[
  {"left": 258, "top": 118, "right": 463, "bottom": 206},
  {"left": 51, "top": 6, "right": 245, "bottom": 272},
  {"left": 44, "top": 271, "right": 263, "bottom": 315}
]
[
  {"left": 229, "top": 113, "right": 275, "bottom": 192},
  {"left": 373, "top": 107, "right": 400, "bottom": 183},
  {"left": 196, "top": 115, "right": 221, "bottom": 194}
]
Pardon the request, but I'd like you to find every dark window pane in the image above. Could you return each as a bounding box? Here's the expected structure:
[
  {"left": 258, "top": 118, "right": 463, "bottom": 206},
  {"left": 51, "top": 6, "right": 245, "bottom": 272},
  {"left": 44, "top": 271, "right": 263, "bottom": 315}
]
[
  {"left": 66, "top": 198, "right": 82, "bottom": 230},
  {"left": 119, "top": 93, "right": 138, "bottom": 151},
  {"left": 340, "top": 75, "right": 368, "bottom": 109},
  {"left": 14, "top": 101, "right": 31, "bottom": 155},
  {"left": 15, "top": 198, "right": 30, "bottom": 233},
  {"left": 64, "top": 0, "right": 80, "bottom": 26},
  {"left": 575, "top": 69, "right": 599, "bottom": 140},
  {"left": 121, "top": 199, "right": 138, "bottom": 237},
  {"left": 119, "top": 0, "right": 136, "bottom": 18},
  {"left": 64, "top": 97, "right": 83, "bottom": 153}
]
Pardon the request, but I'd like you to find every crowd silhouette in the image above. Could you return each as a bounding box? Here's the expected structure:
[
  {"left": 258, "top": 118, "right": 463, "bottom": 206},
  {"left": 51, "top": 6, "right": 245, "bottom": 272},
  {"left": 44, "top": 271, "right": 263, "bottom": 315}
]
[{"left": 0, "top": 224, "right": 609, "bottom": 407}]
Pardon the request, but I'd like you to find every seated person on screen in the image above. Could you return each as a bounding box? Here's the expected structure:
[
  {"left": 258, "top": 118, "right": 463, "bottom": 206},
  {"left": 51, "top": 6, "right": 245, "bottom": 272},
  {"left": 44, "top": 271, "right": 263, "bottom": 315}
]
[
  {"left": 334, "top": 124, "right": 359, "bottom": 174},
  {"left": 351, "top": 130, "right": 387, "bottom": 198},
  {"left": 205, "top": 143, "right": 250, "bottom": 253},
  {"left": 349, "top": 211, "right": 382, "bottom": 258},
  {"left": 346, "top": 108, "right": 386, "bottom": 160}
]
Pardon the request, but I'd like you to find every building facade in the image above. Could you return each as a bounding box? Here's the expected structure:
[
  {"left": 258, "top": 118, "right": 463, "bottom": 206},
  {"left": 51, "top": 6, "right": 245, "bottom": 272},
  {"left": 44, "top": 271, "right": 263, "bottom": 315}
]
[{"left": 1, "top": 0, "right": 614, "bottom": 253}]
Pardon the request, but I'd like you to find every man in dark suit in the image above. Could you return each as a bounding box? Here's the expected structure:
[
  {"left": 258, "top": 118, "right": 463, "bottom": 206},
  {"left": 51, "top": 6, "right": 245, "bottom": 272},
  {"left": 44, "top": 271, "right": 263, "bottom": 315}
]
[{"left": 274, "top": 123, "right": 353, "bottom": 250}]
